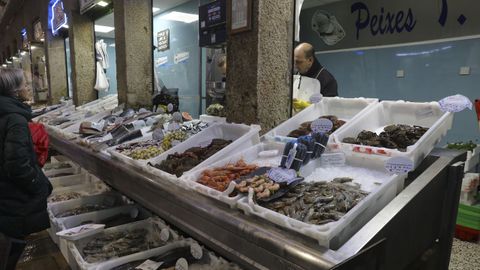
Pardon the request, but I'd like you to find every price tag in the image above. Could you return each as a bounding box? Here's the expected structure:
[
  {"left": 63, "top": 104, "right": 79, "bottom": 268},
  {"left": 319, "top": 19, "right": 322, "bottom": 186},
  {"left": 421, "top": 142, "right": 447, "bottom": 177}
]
[
  {"left": 152, "top": 129, "right": 164, "bottom": 141},
  {"left": 320, "top": 152, "right": 346, "bottom": 167},
  {"left": 98, "top": 133, "right": 113, "bottom": 143},
  {"left": 167, "top": 103, "right": 174, "bottom": 112},
  {"left": 311, "top": 118, "right": 333, "bottom": 133},
  {"left": 160, "top": 228, "right": 170, "bottom": 242},
  {"left": 439, "top": 94, "right": 473, "bottom": 113},
  {"left": 175, "top": 258, "right": 189, "bottom": 270},
  {"left": 168, "top": 122, "right": 181, "bottom": 131},
  {"left": 285, "top": 144, "right": 297, "bottom": 169},
  {"left": 385, "top": 156, "right": 414, "bottom": 174},
  {"left": 135, "top": 259, "right": 163, "bottom": 270},
  {"left": 268, "top": 167, "right": 297, "bottom": 184},
  {"left": 190, "top": 243, "right": 203, "bottom": 259},
  {"left": 309, "top": 93, "right": 322, "bottom": 104}
]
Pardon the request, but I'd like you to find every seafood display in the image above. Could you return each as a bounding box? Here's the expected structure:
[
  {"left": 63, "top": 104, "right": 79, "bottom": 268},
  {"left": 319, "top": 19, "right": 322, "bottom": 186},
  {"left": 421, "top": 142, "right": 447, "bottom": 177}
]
[
  {"left": 48, "top": 192, "right": 83, "bottom": 203},
  {"left": 162, "top": 130, "right": 188, "bottom": 150},
  {"left": 287, "top": 115, "right": 346, "bottom": 138},
  {"left": 56, "top": 204, "right": 113, "bottom": 218},
  {"left": 82, "top": 229, "right": 158, "bottom": 263},
  {"left": 236, "top": 174, "right": 280, "bottom": 199},
  {"left": 181, "top": 120, "right": 209, "bottom": 137},
  {"left": 78, "top": 213, "right": 145, "bottom": 229},
  {"left": 206, "top": 104, "right": 226, "bottom": 117},
  {"left": 198, "top": 160, "right": 258, "bottom": 192},
  {"left": 116, "top": 140, "right": 165, "bottom": 160},
  {"left": 342, "top": 124, "right": 429, "bottom": 151},
  {"left": 152, "top": 139, "right": 232, "bottom": 177},
  {"left": 48, "top": 172, "right": 75, "bottom": 178},
  {"left": 43, "top": 162, "right": 72, "bottom": 171},
  {"left": 261, "top": 178, "right": 368, "bottom": 225}
]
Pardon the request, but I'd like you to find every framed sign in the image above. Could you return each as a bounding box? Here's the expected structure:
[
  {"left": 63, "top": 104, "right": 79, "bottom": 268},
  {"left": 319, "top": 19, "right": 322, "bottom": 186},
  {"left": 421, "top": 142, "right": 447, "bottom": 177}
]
[
  {"left": 157, "top": 29, "right": 170, "bottom": 52},
  {"left": 227, "top": 0, "right": 252, "bottom": 34},
  {"left": 33, "top": 19, "right": 45, "bottom": 42},
  {"left": 50, "top": 0, "right": 68, "bottom": 35}
]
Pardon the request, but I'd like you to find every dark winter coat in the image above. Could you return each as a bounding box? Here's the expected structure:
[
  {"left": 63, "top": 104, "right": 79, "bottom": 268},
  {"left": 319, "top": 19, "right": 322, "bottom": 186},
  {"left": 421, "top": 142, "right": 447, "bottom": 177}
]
[
  {"left": 0, "top": 95, "right": 52, "bottom": 238},
  {"left": 301, "top": 58, "right": 338, "bottom": 97}
]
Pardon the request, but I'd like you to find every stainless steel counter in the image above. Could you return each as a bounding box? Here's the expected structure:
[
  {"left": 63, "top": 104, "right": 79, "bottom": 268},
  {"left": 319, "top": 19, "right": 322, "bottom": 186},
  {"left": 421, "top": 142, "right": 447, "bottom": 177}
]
[{"left": 50, "top": 133, "right": 466, "bottom": 270}]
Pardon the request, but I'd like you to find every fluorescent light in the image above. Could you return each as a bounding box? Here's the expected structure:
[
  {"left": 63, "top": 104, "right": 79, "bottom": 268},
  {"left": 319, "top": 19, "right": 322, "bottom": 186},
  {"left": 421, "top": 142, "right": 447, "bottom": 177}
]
[
  {"left": 97, "top": 1, "right": 109, "bottom": 7},
  {"left": 31, "top": 46, "right": 37, "bottom": 49},
  {"left": 95, "top": 25, "right": 115, "bottom": 33},
  {"left": 40, "top": 38, "right": 45, "bottom": 41},
  {"left": 160, "top": 11, "right": 198, "bottom": 23},
  {"left": 109, "top": 43, "right": 115, "bottom": 47},
  {"left": 62, "top": 24, "right": 69, "bottom": 29},
  {"left": 152, "top": 7, "right": 160, "bottom": 13}
]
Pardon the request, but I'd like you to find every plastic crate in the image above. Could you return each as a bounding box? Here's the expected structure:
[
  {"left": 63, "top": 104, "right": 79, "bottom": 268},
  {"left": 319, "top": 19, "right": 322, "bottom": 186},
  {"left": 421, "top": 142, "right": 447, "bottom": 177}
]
[
  {"left": 184, "top": 142, "right": 284, "bottom": 208},
  {"left": 263, "top": 97, "right": 378, "bottom": 149},
  {"left": 236, "top": 156, "right": 403, "bottom": 249},
  {"left": 333, "top": 100, "right": 454, "bottom": 170},
  {"left": 68, "top": 217, "right": 179, "bottom": 270},
  {"left": 49, "top": 173, "right": 92, "bottom": 189},
  {"left": 143, "top": 123, "right": 261, "bottom": 181},
  {"left": 455, "top": 224, "right": 480, "bottom": 242},
  {"left": 48, "top": 182, "right": 110, "bottom": 204}
]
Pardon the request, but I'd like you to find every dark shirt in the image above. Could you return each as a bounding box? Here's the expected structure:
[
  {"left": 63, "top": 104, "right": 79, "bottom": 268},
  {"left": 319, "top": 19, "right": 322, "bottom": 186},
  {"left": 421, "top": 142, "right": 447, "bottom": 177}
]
[{"left": 301, "top": 58, "right": 338, "bottom": 97}]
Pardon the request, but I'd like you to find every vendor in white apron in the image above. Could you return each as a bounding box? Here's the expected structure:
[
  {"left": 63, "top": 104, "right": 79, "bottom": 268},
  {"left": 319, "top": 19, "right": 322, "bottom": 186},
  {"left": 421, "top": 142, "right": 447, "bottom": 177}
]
[{"left": 293, "top": 43, "right": 338, "bottom": 112}]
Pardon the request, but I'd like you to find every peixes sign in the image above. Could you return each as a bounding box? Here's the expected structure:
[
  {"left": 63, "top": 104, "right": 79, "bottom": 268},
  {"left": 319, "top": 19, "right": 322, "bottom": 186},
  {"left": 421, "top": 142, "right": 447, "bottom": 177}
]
[
  {"left": 157, "top": 29, "right": 170, "bottom": 52},
  {"left": 351, "top": 2, "right": 417, "bottom": 40}
]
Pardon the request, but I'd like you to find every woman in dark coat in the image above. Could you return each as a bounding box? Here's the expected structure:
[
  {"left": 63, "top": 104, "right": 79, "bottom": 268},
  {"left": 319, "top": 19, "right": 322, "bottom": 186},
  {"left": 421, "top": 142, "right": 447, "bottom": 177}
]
[{"left": 0, "top": 68, "right": 52, "bottom": 270}]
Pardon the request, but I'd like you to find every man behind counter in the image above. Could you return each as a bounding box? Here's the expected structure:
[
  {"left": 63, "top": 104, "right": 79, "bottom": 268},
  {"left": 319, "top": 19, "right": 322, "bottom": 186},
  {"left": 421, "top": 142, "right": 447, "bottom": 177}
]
[{"left": 294, "top": 42, "right": 338, "bottom": 97}]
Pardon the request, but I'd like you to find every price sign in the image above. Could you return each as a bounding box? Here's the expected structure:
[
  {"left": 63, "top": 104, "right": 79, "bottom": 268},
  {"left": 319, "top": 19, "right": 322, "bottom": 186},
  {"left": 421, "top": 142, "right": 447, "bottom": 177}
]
[
  {"left": 157, "top": 29, "right": 170, "bottom": 52},
  {"left": 385, "top": 156, "right": 414, "bottom": 174},
  {"left": 285, "top": 144, "right": 297, "bottom": 169},
  {"left": 311, "top": 118, "right": 333, "bottom": 133},
  {"left": 268, "top": 167, "right": 297, "bottom": 184},
  {"left": 175, "top": 258, "right": 189, "bottom": 270},
  {"left": 439, "top": 94, "right": 472, "bottom": 113},
  {"left": 320, "top": 152, "right": 346, "bottom": 167}
]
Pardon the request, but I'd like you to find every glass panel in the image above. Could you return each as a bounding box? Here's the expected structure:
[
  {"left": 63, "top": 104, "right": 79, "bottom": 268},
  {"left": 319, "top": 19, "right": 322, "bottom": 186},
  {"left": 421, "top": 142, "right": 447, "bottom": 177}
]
[{"left": 95, "top": 12, "right": 117, "bottom": 99}]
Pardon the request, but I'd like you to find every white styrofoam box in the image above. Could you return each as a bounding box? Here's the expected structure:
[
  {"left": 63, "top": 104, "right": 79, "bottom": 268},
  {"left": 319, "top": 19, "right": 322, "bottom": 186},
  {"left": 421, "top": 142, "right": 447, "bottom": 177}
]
[
  {"left": 465, "top": 145, "right": 480, "bottom": 173},
  {"left": 96, "top": 238, "right": 239, "bottom": 270},
  {"left": 143, "top": 123, "right": 261, "bottom": 181},
  {"left": 237, "top": 156, "right": 403, "bottom": 249},
  {"left": 49, "top": 173, "right": 92, "bottom": 189},
  {"left": 199, "top": 114, "right": 227, "bottom": 123},
  {"left": 62, "top": 110, "right": 115, "bottom": 136},
  {"left": 106, "top": 133, "right": 156, "bottom": 168},
  {"left": 333, "top": 100, "right": 454, "bottom": 169},
  {"left": 48, "top": 193, "right": 128, "bottom": 244},
  {"left": 184, "top": 142, "right": 285, "bottom": 208},
  {"left": 56, "top": 205, "right": 152, "bottom": 266},
  {"left": 263, "top": 97, "right": 378, "bottom": 149},
  {"left": 48, "top": 182, "right": 111, "bottom": 204},
  {"left": 68, "top": 217, "right": 179, "bottom": 270}
]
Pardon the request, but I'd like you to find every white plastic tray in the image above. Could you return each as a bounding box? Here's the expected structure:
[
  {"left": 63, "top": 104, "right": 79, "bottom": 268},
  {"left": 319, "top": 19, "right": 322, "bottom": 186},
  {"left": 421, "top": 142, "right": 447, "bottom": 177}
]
[
  {"left": 48, "top": 182, "right": 110, "bottom": 204},
  {"left": 143, "top": 123, "right": 261, "bottom": 181},
  {"left": 49, "top": 173, "right": 92, "bottom": 189},
  {"left": 184, "top": 142, "right": 285, "bottom": 208},
  {"left": 237, "top": 156, "right": 403, "bottom": 249},
  {"left": 68, "top": 217, "right": 179, "bottom": 270},
  {"left": 333, "top": 100, "right": 454, "bottom": 169},
  {"left": 96, "top": 238, "right": 239, "bottom": 270},
  {"left": 200, "top": 114, "right": 227, "bottom": 123},
  {"left": 264, "top": 97, "right": 378, "bottom": 148}
]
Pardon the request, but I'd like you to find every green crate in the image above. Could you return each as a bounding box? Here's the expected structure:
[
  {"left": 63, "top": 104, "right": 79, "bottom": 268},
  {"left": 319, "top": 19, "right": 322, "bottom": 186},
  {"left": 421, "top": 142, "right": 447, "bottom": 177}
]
[{"left": 456, "top": 203, "right": 480, "bottom": 230}]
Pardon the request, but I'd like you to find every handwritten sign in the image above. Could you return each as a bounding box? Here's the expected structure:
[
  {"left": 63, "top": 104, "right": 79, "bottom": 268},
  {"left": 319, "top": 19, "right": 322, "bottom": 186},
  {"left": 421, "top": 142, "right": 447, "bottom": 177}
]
[
  {"left": 157, "top": 29, "right": 170, "bottom": 52},
  {"left": 268, "top": 167, "right": 297, "bottom": 184},
  {"left": 311, "top": 118, "right": 334, "bottom": 133},
  {"left": 385, "top": 156, "right": 414, "bottom": 174}
]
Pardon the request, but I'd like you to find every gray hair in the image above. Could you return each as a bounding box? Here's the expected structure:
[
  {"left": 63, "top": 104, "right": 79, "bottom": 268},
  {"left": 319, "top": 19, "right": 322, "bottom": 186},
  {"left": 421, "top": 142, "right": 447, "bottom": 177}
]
[{"left": 0, "top": 68, "right": 24, "bottom": 98}]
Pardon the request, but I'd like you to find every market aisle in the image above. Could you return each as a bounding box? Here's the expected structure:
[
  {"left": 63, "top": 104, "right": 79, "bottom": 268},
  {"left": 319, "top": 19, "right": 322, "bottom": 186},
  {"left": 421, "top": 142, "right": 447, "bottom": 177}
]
[
  {"left": 15, "top": 231, "right": 69, "bottom": 270},
  {"left": 449, "top": 238, "right": 480, "bottom": 270}
]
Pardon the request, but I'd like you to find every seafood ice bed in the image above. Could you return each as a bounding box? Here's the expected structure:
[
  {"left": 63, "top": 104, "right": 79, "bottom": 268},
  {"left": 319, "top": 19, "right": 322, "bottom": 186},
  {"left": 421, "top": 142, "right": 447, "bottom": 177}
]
[
  {"left": 237, "top": 158, "right": 402, "bottom": 249},
  {"left": 69, "top": 218, "right": 179, "bottom": 269},
  {"left": 48, "top": 182, "right": 110, "bottom": 203}
]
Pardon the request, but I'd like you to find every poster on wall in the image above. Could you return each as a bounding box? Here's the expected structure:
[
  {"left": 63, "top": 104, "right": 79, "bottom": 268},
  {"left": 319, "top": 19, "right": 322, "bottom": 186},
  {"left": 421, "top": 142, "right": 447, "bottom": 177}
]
[
  {"left": 228, "top": 0, "right": 252, "bottom": 34},
  {"left": 157, "top": 29, "right": 170, "bottom": 52},
  {"left": 301, "top": 0, "right": 480, "bottom": 51},
  {"left": 33, "top": 20, "right": 45, "bottom": 41}
]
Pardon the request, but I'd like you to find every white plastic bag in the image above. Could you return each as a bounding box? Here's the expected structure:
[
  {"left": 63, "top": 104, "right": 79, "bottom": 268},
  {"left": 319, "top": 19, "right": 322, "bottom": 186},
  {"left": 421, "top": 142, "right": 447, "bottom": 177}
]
[{"left": 94, "top": 61, "right": 109, "bottom": 92}]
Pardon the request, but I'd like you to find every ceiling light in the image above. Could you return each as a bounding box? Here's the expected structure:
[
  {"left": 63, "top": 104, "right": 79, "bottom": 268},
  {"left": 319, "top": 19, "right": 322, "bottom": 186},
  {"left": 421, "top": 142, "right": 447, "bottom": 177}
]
[
  {"left": 95, "top": 25, "right": 115, "bottom": 33},
  {"left": 160, "top": 11, "right": 198, "bottom": 23},
  {"left": 97, "top": 1, "right": 109, "bottom": 7},
  {"left": 62, "top": 24, "right": 69, "bottom": 29},
  {"left": 2, "top": 64, "right": 7, "bottom": 67},
  {"left": 152, "top": 7, "right": 160, "bottom": 13},
  {"left": 109, "top": 43, "right": 115, "bottom": 47},
  {"left": 40, "top": 38, "right": 45, "bottom": 41},
  {"left": 31, "top": 46, "right": 37, "bottom": 49}
]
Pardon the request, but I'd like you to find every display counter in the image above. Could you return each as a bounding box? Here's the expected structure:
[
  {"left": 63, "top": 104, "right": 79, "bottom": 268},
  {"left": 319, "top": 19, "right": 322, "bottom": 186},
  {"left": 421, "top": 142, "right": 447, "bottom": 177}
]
[{"left": 50, "top": 132, "right": 466, "bottom": 270}]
